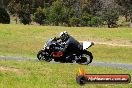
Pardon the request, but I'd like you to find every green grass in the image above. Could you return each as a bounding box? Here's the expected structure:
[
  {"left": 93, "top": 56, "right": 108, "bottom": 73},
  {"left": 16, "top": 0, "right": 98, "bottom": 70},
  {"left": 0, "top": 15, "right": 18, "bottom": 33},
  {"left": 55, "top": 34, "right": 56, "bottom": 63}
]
[
  {"left": 89, "top": 45, "right": 132, "bottom": 63},
  {"left": 0, "top": 60, "right": 132, "bottom": 88},
  {"left": 0, "top": 24, "right": 132, "bottom": 63},
  {"left": 0, "top": 24, "right": 132, "bottom": 88}
]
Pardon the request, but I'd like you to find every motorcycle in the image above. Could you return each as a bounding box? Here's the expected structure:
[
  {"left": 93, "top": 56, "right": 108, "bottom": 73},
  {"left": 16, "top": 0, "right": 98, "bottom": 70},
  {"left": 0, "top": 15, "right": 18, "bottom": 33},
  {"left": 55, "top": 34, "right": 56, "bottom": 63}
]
[{"left": 37, "top": 37, "right": 94, "bottom": 64}]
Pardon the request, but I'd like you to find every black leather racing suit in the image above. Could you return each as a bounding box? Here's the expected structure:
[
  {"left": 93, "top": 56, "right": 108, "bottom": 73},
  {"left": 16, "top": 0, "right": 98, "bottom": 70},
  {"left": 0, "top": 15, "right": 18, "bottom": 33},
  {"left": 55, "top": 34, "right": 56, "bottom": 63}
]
[{"left": 62, "top": 35, "right": 80, "bottom": 55}]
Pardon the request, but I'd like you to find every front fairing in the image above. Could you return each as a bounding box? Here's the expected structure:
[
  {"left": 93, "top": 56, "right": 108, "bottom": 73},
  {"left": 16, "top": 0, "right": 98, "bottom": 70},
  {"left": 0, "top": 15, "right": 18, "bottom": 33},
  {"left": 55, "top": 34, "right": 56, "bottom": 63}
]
[{"left": 44, "top": 38, "right": 57, "bottom": 49}]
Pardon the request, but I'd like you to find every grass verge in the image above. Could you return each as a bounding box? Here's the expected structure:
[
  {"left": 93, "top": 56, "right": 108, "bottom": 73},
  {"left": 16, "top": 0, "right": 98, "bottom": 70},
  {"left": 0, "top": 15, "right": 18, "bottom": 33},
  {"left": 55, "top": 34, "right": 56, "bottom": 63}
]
[
  {"left": 0, "top": 24, "right": 132, "bottom": 63},
  {"left": 0, "top": 60, "right": 132, "bottom": 88}
]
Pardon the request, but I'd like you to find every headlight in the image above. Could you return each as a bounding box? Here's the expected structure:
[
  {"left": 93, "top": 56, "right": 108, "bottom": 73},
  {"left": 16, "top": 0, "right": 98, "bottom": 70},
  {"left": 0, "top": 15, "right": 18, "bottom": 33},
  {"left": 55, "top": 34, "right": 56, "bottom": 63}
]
[
  {"left": 44, "top": 44, "right": 49, "bottom": 49},
  {"left": 46, "top": 47, "right": 49, "bottom": 49},
  {"left": 44, "top": 44, "right": 47, "bottom": 48}
]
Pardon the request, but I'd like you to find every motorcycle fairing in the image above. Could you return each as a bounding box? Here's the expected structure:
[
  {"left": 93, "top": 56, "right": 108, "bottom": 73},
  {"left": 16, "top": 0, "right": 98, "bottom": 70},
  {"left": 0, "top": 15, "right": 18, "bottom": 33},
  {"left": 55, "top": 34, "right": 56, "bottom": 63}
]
[{"left": 51, "top": 51, "right": 63, "bottom": 57}]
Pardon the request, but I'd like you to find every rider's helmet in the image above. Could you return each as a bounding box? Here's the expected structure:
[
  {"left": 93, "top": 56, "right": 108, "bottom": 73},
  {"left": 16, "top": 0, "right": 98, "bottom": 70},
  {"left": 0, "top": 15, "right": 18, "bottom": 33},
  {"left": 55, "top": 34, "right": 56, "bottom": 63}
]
[{"left": 59, "top": 31, "right": 69, "bottom": 42}]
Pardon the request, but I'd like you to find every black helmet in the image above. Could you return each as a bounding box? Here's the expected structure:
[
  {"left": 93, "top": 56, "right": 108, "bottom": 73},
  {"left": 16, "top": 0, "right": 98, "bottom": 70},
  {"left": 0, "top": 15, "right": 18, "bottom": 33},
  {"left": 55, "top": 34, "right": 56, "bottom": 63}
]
[{"left": 59, "top": 31, "right": 69, "bottom": 42}]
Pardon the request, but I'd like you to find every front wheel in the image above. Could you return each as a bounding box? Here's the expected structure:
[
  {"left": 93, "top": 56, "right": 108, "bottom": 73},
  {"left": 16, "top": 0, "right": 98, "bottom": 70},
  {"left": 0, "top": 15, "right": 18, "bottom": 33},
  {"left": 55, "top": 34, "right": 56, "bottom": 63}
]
[
  {"left": 79, "top": 50, "right": 93, "bottom": 64},
  {"left": 37, "top": 50, "right": 51, "bottom": 62}
]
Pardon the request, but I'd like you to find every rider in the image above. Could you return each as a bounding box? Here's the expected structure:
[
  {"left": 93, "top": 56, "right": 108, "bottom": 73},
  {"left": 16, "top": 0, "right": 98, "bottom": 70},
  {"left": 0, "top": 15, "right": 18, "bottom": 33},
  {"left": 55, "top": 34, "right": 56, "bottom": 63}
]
[{"left": 59, "top": 31, "right": 80, "bottom": 56}]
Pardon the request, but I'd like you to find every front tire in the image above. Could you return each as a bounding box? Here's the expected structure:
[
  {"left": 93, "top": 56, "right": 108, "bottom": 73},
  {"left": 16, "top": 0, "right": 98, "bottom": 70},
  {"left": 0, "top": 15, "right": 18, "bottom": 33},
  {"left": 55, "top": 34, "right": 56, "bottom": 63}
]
[{"left": 37, "top": 50, "right": 51, "bottom": 62}]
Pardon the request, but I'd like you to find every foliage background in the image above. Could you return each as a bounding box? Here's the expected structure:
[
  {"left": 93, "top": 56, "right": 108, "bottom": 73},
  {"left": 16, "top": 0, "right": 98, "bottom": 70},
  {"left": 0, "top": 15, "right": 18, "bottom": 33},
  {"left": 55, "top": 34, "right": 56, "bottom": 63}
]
[{"left": 0, "top": 0, "right": 132, "bottom": 28}]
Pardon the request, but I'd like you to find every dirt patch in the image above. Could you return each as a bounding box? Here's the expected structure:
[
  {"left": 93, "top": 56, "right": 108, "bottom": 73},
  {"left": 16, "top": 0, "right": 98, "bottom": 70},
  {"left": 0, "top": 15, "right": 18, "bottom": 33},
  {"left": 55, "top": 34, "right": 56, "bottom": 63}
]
[
  {"left": 95, "top": 42, "right": 132, "bottom": 47},
  {"left": 79, "top": 41, "right": 132, "bottom": 47},
  {"left": 0, "top": 66, "right": 22, "bottom": 74}
]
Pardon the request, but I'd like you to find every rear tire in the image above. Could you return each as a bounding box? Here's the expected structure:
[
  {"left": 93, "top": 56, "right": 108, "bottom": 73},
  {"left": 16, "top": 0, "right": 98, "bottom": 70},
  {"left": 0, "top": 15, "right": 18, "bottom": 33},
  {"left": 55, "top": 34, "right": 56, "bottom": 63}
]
[{"left": 80, "top": 50, "right": 93, "bottom": 64}]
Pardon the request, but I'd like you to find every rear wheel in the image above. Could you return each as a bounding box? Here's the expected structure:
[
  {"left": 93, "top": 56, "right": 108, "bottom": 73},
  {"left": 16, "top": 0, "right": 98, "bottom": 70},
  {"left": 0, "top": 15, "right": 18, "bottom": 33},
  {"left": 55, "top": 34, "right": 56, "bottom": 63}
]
[{"left": 80, "top": 50, "right": 93, "bottom": 64}]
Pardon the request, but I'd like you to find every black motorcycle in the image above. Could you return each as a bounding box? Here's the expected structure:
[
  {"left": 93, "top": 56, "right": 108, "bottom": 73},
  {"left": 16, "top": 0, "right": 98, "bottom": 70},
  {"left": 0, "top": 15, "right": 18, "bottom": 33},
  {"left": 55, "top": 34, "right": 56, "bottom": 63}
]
[{"left": 37, "top": 38, "right": 94, "bottom": 64}]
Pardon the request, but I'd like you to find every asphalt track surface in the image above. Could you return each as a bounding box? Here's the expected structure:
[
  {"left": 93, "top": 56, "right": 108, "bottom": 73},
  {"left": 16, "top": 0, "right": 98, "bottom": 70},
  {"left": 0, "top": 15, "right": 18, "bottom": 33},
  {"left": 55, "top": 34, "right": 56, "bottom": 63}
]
[{"left": 0, "top": 56, "right": 132, "bottom": 70}]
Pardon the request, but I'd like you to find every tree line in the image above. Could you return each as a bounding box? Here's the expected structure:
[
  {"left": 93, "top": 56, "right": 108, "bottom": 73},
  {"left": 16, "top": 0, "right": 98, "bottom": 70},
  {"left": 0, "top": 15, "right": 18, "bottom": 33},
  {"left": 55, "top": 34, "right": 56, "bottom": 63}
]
[{"left": 0, "top": 0, "right": 132, "bottom": 28}]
